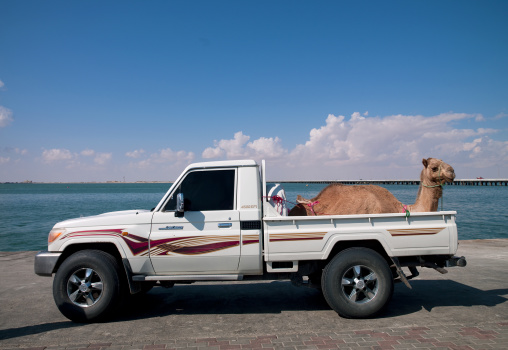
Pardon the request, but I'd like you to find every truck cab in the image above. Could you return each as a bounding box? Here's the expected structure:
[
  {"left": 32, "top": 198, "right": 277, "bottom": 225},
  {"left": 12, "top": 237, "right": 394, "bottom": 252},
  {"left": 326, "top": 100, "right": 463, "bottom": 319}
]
[{"left": 148, "top": 160, "right": 263, "bottom": 276}]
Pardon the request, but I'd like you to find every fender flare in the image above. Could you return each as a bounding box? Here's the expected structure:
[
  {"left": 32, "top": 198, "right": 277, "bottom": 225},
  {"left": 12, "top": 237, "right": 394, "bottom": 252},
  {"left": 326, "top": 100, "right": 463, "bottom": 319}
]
[{"left": 320, "top": 232, "right": 393, "bottom": 260}]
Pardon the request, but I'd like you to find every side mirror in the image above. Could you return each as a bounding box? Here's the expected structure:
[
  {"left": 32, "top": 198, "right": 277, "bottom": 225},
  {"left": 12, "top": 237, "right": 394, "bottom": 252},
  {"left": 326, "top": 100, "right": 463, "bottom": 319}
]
[{"left": 175, "top": 193, "right": 184, "bottom": 217}]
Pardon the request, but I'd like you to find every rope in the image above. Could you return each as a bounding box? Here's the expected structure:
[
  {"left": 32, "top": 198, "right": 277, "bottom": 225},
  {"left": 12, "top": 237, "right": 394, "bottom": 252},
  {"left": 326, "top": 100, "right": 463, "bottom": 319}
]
[
  {"left": 265, "top": 195, "right": 287, "bottom": 215},
  {"left": 264, "top": 196, "right": 348, "bottom": 216},
  {"left": 306, "top": 201, "right": 320, "bottom": 216},
  {"left": 401, "top": 204, "right": 410, "bottom": 217},
  {"left": 264, "top": 195, "right": 323, "bottom": 215}
]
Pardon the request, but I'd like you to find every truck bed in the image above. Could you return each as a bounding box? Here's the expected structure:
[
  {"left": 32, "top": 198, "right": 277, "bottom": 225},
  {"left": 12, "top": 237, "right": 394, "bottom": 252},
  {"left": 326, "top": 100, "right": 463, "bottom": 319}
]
[{"left": 263, "top": 211, "right": 458, "bottom": 262}]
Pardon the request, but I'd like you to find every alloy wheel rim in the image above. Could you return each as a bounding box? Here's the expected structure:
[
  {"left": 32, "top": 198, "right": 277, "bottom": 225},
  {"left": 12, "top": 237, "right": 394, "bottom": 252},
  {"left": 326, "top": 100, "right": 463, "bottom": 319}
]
[
  {"left": 341, "top": 265, "right": 378, "bottom": 304},
  {"left": 66, "top": 268, "right": 104, "bottom": 307}
]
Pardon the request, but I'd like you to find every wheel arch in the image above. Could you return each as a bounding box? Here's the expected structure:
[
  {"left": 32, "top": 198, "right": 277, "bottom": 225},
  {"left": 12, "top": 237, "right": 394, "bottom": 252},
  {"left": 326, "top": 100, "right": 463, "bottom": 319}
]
[
  {"left": 325, "top": 239, "right": 392, "bottom": 266},
  {"left": 54, "top": 242, "right": 124, "bottom": 274}
]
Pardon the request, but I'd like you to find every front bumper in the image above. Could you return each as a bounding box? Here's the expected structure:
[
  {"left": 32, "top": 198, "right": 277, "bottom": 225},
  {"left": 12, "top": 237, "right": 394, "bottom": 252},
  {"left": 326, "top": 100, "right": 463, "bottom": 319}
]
[{"left": 34, "top": 251, "right": 62, "bottom": 276}]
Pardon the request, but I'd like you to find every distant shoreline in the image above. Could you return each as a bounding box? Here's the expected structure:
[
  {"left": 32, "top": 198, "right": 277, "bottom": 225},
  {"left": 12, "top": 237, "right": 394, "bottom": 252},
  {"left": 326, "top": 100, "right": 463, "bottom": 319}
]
[{"left": 2, "top": 179, "right": 507, "bottom": 186}]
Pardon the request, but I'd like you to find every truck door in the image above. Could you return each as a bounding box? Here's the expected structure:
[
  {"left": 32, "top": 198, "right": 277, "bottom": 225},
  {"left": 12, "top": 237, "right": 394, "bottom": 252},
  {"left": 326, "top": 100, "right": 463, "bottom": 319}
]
[{"left": 150, "top": 168, "right": 240, "bottom": 274}]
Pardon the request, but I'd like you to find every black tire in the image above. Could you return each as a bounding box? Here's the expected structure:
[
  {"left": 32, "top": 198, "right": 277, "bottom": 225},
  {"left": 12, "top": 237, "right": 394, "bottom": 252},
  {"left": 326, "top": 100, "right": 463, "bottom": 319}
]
[
  {"left": 321, "top": 248, "right": 394, "bottom": 318},
  {"left": 53, "top": 250, "right": 123, "bottom": 322}
]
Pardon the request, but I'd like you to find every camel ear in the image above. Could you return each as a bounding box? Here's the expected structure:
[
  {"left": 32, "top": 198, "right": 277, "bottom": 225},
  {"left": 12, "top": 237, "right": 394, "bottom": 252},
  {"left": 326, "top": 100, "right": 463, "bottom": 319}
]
[{"left": 422, "top": 158, "right": 428, "bottom": 168}]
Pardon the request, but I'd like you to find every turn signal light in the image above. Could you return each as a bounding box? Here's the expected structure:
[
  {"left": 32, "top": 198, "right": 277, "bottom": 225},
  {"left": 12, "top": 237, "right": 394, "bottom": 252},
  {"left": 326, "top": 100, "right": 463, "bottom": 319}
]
[{"left": 48, "top": 228, "right": 66, "bottom": 243}]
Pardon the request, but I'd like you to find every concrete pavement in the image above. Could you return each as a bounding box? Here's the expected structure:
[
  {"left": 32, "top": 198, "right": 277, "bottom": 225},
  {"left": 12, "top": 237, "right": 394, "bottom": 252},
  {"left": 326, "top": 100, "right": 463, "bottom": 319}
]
[{"left": 1, "top": 239, "right": 507, "bottom": 349}]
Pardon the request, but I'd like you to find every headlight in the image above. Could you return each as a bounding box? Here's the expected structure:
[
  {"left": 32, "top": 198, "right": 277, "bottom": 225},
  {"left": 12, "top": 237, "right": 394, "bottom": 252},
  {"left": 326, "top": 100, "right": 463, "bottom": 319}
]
[{"left": 48, "top": 228, "right": 66, "bottom": 243}]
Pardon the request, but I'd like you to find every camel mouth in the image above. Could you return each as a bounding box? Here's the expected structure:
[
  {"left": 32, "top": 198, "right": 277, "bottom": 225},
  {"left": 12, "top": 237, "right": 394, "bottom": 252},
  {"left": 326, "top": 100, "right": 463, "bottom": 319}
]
[
  {"left": 442, "top": 173, "right": 455, "bottom": 183},
  {"left": 444, "top": 170, "right": 455, "bottom": 182},
  {"left": 441, "top": 166, "right": 455, "bottom": 183}
]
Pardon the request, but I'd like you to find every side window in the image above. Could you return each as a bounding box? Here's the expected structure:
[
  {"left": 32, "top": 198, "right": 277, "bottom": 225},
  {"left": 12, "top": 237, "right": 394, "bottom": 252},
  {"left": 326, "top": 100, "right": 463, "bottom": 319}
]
[{"left": 164, "top": 169, "right": 235, "bottom": 212}]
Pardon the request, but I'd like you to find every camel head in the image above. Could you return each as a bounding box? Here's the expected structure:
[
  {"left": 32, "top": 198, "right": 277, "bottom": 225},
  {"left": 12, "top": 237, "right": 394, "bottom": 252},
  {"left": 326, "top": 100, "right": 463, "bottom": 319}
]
[
  {"left": 296, "top": 195, "right": 312, "bottom": 205},
  {"left": 288, "top": 195, "right": 312, "bottom": 216},
  {"left": 421, "top": 158, "right": 455, "bottom": 185}
]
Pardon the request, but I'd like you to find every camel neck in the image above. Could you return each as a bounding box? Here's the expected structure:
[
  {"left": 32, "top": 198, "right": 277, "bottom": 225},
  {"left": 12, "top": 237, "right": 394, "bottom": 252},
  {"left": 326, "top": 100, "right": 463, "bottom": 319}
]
[{"left": 409, "top": 172, "right": 443, "bottom": 212}]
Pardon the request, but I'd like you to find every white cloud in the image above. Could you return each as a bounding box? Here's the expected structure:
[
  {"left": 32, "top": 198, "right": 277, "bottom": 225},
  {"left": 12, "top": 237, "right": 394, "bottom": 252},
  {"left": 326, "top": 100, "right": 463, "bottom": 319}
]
[
  {"left": 124, "top": 148, "right": 196, "bottom": 181},
  {"left": 202, "top": 131, "right": 287, "bottom": 161},
  {"left": 201, "top": 112, "right": 505, "bottom": 179},
  {"left": 157, "top": 148, "right": 195, "bottom": 163},
  {"left": 133, "top": 148, "right": 195, "bottom": 169},
  {"left": 203, "top": 132, "right": 250, "bottom": 159},
  {"left": 0, "top": 106, "right": 13, "bottom": 127},
  {"left": 462, "top": 136, "right": 508, "bottom": 166},
  {"left": 42, "top": 148, "right": 115, "bottom": 166},
  {"left": 126, "top": 149, "right": 145, "bottom": 158},
  {"left": 2, "top": 147, "right": 28, "bottom": 155},
  {"left": 42, "top": 148, "right": 74, "bottom": 163},
  {"left": 289, "top": 114, "right": 356, "bottom": 163},
  {"left": 0, "top": 156, "right": 10, "bottom": 164},
  {"left": 0, "top": 80, "right": 4, "bottom": 89},
  {"left": 247, "top": 136, "right": 286, "bottom": 158},
  {"left": 462, "top": 138, "right": 482, "bottom": 152},
  {"left": 81, "top": 149, "right": 95, "bottom": 156},
  {"left": 94, "top": 153, "right": 112, "bottom": 165},
  {"left": 287, "top": 112, "right": 494, "bottom": 168},
  {"left": 493, "top": 112, "right": 507, "bottom": 120},
  {"left": 202, "top": 146, "right": 224, "bottom": 159}
]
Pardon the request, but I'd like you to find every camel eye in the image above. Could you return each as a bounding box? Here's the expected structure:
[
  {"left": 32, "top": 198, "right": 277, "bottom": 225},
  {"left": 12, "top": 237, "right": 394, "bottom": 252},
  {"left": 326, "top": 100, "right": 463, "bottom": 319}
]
[{"left": 432, "top": 167, "right": 438, "bottom": 171}]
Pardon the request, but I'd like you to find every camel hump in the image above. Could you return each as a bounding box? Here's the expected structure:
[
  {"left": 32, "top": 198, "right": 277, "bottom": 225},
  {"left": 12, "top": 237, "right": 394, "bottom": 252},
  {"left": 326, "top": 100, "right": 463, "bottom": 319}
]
[{"left": 296, "top": 195, "right": 312, "bottom": 204}]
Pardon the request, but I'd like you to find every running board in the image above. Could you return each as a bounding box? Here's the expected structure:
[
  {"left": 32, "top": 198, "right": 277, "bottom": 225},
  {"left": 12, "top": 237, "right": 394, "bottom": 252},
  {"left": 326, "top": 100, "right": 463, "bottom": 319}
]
[{"left": 132, "top": 274, "right": 243, "bottom": 282}]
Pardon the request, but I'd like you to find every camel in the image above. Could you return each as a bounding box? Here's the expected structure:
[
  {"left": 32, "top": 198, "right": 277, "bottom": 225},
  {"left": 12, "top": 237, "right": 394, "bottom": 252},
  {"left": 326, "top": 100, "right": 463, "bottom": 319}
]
[{"left": 288, "top": 158, "right": 455, "bottom": 216}]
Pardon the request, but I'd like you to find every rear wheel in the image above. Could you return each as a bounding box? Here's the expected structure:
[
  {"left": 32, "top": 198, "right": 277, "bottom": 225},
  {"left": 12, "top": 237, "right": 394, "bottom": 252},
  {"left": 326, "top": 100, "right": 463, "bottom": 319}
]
[
  {"left": 321, "top": 248, "right": 393, "bottom": 318},
  {"left": 53, "top": 250, "right": 124, "bottom": 322}
]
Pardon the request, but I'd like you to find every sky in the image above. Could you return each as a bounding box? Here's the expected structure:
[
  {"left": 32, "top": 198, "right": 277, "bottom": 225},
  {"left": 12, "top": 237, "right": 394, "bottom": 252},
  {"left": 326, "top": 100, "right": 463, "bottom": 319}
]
[{"left": 1, "top": 0, "right": 507, "bottom": 182}]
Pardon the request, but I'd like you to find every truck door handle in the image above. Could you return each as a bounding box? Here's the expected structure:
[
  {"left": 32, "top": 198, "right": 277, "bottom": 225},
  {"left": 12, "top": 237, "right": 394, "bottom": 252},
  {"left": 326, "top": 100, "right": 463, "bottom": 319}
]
[{"left": 218, "top": 223, "right": 232, "bottom": 228}]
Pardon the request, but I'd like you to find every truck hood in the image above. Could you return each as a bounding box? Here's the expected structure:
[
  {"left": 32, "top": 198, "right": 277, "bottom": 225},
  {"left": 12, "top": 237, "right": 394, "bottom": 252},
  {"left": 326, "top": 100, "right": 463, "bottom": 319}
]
[{"left": 55, "top": 209, "right": 152, "bottom": 228}]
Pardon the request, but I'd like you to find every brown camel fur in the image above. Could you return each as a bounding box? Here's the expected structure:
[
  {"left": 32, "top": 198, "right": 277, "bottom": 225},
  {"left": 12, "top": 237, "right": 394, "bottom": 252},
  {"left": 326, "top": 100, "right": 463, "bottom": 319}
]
[{"left": 288, "top": 158, "right": 455, "bottom": 216}]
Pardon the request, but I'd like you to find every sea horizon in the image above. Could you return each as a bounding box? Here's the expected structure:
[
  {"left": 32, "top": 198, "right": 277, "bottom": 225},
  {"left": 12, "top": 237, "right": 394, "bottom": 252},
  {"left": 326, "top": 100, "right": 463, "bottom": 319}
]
[{"left": 2, "top": 178, "right": 508, "bottom": 185}]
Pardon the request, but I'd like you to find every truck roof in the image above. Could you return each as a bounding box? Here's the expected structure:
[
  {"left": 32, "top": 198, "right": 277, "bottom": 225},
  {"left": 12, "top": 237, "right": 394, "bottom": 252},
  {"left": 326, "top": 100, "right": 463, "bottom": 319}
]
[{"left": 184, "top": 159, "right": 258, "bottom": 171}]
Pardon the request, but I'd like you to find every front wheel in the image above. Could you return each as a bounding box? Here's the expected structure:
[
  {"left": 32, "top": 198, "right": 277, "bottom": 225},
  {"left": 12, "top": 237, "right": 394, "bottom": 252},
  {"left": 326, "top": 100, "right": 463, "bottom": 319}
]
[
  {"left": 53, "top": 250, "right": 124, "bottom": 322},
  {"left": 321, "top": 248, "right": 394, "bottom": 318}
]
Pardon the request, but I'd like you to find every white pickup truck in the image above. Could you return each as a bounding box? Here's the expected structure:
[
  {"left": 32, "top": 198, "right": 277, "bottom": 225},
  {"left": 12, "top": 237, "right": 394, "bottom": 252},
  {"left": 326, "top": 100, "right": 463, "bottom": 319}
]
[{"left": 35, "top": 159, "right": 466, "bottom": 322}]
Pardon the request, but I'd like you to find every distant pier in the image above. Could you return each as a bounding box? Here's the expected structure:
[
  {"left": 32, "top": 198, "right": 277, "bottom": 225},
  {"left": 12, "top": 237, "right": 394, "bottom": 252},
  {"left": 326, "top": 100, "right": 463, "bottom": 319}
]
[{"left": 275, "top": 179, "right": 508, "bottom": 186}]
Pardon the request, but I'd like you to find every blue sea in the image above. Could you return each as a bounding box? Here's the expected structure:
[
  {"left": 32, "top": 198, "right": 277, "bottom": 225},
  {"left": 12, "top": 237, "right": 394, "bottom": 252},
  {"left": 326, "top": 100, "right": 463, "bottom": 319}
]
[{"left": 0, "top": 182, "right": 507, "bottom": 251}]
